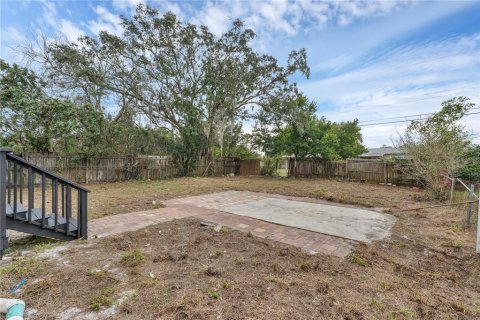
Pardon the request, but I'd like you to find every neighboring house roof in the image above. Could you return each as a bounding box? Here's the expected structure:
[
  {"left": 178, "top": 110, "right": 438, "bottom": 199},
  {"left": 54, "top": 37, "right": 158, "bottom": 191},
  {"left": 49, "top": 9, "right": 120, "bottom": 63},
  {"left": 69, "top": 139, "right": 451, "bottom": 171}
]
[{"left": 359, "top": 147, "right": 405, "bottom": 158}]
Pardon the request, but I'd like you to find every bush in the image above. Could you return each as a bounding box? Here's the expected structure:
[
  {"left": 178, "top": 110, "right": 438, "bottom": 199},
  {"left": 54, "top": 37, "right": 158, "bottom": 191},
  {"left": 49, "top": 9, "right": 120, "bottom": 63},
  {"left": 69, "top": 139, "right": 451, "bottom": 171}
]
[
  {"left": 261, "top": 157, "right": 279, "bottom": 176},
  {"left": 456, "top": 145, "right": 480, "bottom": 182}
]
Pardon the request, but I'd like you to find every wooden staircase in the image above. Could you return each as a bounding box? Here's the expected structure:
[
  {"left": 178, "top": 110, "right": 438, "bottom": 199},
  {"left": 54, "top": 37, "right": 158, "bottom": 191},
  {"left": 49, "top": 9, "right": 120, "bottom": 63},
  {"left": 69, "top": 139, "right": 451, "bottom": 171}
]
[{"left": 1, "top": 148, "right": 89, "bottom": 259}]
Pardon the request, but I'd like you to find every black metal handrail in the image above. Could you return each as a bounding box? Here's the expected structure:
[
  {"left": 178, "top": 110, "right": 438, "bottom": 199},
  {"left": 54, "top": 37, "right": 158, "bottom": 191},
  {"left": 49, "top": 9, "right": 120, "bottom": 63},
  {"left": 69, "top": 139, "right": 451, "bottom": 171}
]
[
  {"left": 6, "top": 153, "right": 90, "bottom": 192},
  {"left": 1, "top": 147, "right": 89, "bottom": 259}
]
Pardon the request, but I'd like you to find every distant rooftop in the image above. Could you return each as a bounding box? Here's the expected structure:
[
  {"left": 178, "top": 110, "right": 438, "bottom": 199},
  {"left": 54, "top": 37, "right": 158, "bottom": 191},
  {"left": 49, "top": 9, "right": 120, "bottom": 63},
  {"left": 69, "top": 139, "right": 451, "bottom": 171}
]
[{"left": 359, "top": 147, "right": 405, "bottom": 158}]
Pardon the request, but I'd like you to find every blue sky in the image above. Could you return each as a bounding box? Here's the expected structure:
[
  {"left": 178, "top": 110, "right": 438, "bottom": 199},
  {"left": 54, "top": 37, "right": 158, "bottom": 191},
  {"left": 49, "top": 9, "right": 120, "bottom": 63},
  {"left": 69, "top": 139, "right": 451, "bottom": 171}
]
[{"left": 1, "top": 0, "right": 479, "bottom": 147}]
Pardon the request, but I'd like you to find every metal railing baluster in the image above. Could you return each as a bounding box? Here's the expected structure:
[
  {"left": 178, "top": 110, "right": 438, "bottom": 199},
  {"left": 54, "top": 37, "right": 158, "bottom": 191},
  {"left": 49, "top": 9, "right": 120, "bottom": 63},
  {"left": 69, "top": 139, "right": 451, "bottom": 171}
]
[
  {"left": 41, "top": 173, "right": 46, "bottom": 228},
  {"left": 61, "top": 184, "right": 65, "bottom": 218},
  {"left": 66, "top": 185, "right": 71, "bottom": 235},
  {"left": 19, "top": 166, "right": 23, "bottom": 203},
  {"left": 79, "top": 190, "right": 88, "bottom": 239},
  {"left": 13, "top": 162, "right": 17, "bottom": 219},
  {"left": 28, "top": 167, "right": 33, "bottom": 223},
  {"left": 77, "top": 189, "right": 80, "bottom": 236},
  {"left": 53, "top": 178, "right": 58, "bottom": 232},
  {"left": 7, "top": 161, "right": 11, "bottom": 204}
]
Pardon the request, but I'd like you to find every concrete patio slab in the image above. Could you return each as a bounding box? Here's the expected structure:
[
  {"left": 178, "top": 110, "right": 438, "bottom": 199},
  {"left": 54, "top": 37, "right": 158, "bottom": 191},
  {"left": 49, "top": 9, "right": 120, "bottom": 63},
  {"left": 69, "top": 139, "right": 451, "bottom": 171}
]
[
  {"left": 87, "top": 191, "right": 393, "bottom": 258},
  {"left": 223, "top": 197, "right": 395, "bottom": 242}
]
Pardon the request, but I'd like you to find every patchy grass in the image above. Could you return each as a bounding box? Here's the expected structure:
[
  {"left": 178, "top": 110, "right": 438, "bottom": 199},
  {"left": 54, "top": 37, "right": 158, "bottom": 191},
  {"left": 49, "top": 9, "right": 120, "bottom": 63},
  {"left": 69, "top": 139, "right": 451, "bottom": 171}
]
[
  {"left": 1, "top": 177, "right": 480, "bottom": 319},
  {"left": 120, "top": 249, "right": 144, "bottom": 268},
  {"left": 348, "top": 252, "right": 369, "bottom": 267},
  {"left": 90, "top": 287, "right": 115, "bottom": 311},
  {"left": 0, "top": 257, "right": 48, "bottom": 277},
  {"left": 5, "top": 236, "right": 61, "bottom": 256},
  {"left": 83, "top": 176, "right": 424, "bottom": 219},
  {"left": 208, "top": 290, "right": 220, "bottom": 300}
]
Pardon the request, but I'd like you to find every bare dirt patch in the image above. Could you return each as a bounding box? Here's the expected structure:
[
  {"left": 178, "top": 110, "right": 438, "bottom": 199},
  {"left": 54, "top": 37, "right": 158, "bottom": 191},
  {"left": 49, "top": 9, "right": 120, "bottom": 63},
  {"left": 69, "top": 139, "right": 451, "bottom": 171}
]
[
  {"left": 2, "top": 177, "right": 480, "bottom": 319},
  {"left": 1, "top": 216, "right": 479, "bottom": 319}
]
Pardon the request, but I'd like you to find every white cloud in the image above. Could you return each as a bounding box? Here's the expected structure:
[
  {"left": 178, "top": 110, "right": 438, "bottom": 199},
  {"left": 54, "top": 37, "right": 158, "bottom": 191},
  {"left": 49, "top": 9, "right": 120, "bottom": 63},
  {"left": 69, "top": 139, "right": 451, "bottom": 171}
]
[
  {"left": 112, "top": 0, "right": 145, "bottom": 12},
  {"left": 39, "top": 0, "right": 58, "bottom": 28},
  {"left": 0, "top": 27, "right": 28, "bottom": 63},
  {"left": 191, "top": 2, "right": 232, "bottom": 36},
  {"left": 2, "top": 26, "right": 27, "bottom": 44},
  {"left": 36, "top": 1, "right": 85, "bottom": 43},
  {"left": 87, "top": 6, "right": 123, "bottom": 35},
  {"left": 59, "top": 19, "right": 85, "bottom": 42},
  {"left": 183, "top": 0, "right": 413, "bottom": 38},
  {"left": 301, "top": 32, "right": 480, "bottom": 147}
]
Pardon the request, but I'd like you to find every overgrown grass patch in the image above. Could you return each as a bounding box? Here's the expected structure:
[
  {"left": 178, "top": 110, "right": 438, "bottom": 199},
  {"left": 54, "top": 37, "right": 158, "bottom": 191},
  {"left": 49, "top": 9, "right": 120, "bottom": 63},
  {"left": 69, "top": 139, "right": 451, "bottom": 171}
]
[
  {"left": 0, "top": 257, "right": 47, "bottom": 276},
  {"left": 348, "top": 252, "right": 369, "bottom": 267},
  {"left": 120, "top": 249, "right": 144, "bottom": 267},
  {"left": 90, "top": 287, "right": 115, "bottom": 311}
]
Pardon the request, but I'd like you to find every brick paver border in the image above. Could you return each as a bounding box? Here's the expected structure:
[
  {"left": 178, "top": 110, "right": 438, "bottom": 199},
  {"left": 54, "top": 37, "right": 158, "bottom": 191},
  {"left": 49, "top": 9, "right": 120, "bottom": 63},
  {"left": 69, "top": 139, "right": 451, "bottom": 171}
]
[{"left": 89, "top": 191, "right": 358, "bottom": 258}]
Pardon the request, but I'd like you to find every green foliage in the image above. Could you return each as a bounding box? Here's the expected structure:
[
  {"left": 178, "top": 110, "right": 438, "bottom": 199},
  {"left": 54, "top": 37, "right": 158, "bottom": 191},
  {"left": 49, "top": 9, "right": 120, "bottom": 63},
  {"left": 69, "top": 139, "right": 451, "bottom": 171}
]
[
  {"left": 348, "top": 252, "right": 369, "bottom": 267},
  {"left": 213, "top": 126, "right": 259, "bottom": 159},
  {"left": 120, "top": 249, "right": 145, "bottom": 267},
  {"left": 90, "top": 287, "right": 115, "bottom": 311},
  {"left": 208, "top": 290, "right": 220, "bottom": 299},
  {"left": 0, "top": 60, "right": 172, "bottom": 156},
  {"left": 41, "top": 5, "right": 309, "bottom": 174},
  {"left": 400, "top": 97, "right": 474, "bottom": 199},
  {"left": 253, "top": 95, "right": 365, "bottom": 160},
  {"left": 0, "top": 60, "right": 78, "bottom": 153},
  {"left": 456, "top": 145, "right": 480, "bottom": 182},
  {"left": 261, "top": 157, "right": 280, "bottom": 176}
]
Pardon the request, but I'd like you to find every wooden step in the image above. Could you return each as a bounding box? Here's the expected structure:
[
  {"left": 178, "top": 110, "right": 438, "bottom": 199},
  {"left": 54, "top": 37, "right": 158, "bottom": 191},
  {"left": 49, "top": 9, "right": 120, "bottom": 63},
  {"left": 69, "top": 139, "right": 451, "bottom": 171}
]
[
  {"left": 6, "top": 203, "right": 28, "bottom": 217},
  {"left": 6, "top": 203, "right": 78, "bottom": 234},
  {"left": 45, "top": 214, "right": 78, "bottom": 233}
]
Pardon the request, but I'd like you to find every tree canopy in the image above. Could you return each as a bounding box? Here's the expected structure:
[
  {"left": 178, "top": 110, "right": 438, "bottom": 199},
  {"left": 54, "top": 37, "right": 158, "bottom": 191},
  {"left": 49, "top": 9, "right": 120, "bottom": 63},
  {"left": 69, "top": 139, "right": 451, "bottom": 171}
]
[
  {"left": 252, "top": 95, "right": 366, "bottom": 160},
  {"left": 399, "top": 96, "right": 474, "bottom": 199},
  {"left": 0, "top": 59, "right": 172, "bottom": 156},
  {"left": 33, "top": 5, "right": 308, "bottom": 173}
]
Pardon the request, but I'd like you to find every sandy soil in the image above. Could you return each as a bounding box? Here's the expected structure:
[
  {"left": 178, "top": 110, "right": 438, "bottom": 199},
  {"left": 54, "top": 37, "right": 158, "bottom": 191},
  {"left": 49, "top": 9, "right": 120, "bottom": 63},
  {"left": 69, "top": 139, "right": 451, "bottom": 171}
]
[{"left": 1, "top": 177, "right": 479, "bottom": 319}]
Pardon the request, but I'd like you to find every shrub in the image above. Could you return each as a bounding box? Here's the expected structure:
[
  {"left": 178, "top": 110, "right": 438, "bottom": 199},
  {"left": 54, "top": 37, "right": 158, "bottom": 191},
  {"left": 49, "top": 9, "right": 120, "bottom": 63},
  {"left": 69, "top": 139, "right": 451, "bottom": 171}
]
[{"left": 261, "top": 157, "right": 279, "bottom": 176}]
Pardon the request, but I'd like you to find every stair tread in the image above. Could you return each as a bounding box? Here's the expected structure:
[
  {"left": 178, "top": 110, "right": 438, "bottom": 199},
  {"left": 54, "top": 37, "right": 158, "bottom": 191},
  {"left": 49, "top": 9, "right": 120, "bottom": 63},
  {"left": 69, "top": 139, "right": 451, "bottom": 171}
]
[
  {"left": 46, "top": 214, "right": 78, "bottom": 230},
  {"left": 6, "top": 203, "right": 78, "bottom": 233},
  {"left": 6, "top": 203, "right": 28, "bottom": 216}
]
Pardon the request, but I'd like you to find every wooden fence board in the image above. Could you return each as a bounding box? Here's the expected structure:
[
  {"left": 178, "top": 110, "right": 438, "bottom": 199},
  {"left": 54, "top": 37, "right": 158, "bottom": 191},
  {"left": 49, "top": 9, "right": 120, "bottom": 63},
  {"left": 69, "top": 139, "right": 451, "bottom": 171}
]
[
  {"left": 23, "top": 154, "right": 238, "bottom": 183},
  {"left": 21, "top": 153, "right": 416, "bottom": 186},
  {"left": 288, "top": 158, "right": 415, "bottom": 185},
  {"left": 239, "top": 159, "right": 261, "bottom": 175}
]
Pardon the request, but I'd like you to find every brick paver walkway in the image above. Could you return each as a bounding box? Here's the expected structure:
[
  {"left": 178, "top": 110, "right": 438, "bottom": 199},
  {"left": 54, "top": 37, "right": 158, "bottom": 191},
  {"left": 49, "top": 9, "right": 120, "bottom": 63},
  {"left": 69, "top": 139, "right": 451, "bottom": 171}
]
[{"left": 89, "top": 191, "right": 357, "bottom": 258}]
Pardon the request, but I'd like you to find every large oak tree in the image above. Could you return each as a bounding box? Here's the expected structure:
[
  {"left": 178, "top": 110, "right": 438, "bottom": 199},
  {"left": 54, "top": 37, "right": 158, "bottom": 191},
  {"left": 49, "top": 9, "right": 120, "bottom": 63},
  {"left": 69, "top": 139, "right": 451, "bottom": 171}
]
[{"left": 41, "top": 5, "right": 309, "bottom": 174}]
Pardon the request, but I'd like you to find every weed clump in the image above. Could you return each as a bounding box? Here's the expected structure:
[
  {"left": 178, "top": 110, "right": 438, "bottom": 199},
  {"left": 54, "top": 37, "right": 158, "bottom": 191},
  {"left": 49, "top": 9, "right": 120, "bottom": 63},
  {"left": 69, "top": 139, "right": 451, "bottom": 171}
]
[
  {"left": 90, "top": 287, "right": 115, "bottom": 310},
  {"left": 348, "top": 252, "right": 369, "bottom": 267},
  {"left": 121, "top": 249, "right": 144, "bottom": 267},
  {"left": 208, "top": 290, "right": 220, "bottom": 299}
]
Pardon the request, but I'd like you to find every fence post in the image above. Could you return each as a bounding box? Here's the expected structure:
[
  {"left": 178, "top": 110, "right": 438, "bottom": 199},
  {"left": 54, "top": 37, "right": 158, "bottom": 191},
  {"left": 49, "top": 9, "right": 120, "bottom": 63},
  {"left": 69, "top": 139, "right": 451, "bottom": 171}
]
[
  {"left": 345, "top": 159, "right": 348, "bottom": 180},
  {"left": 450, "top": 178, "right": 456, "bottom": 203},
  {"left": 0, "top": 147, "right": 12, "bottom": 259},
  {"left": 467, "top": 184, "right": 474, "bottom": 226}
]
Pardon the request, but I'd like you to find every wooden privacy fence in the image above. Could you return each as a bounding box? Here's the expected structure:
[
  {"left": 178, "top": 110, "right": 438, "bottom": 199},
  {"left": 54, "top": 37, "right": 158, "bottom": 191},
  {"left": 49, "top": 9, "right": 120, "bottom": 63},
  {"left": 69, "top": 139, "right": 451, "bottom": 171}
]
[
  {"left": 21, "top": 153, "right": 416, "bottom": 185},
  {"left": 288, "top": 158, "right": 416, "bottom": 185},
  {"left": 22, "top": 154, "right": 239, "bottom": 183},
  {"left": 239, "top": 159, "right": 261, "bottom": 175}
]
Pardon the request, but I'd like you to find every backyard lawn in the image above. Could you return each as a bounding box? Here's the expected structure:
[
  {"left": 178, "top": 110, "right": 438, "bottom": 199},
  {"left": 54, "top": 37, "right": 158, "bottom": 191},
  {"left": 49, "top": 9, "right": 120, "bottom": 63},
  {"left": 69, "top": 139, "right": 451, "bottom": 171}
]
[
  {"left": 1, "top": 176, "right": 480, "bottom": 319},
  {"left": 86, "top": 176, "right": 419, "bottom": 219}
]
